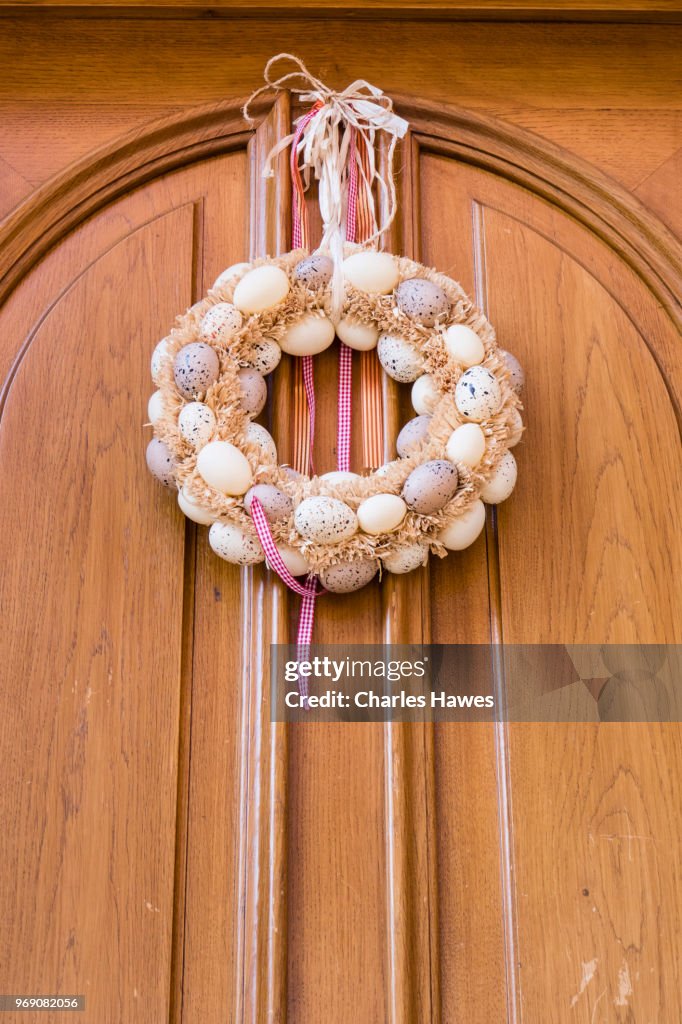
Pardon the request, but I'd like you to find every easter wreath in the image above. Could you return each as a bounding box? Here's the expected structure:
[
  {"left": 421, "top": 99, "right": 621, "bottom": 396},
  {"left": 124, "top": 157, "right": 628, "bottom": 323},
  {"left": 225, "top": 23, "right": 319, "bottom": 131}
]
[{"left": 145, "top": 244, "right": 524, "bottom": 594}]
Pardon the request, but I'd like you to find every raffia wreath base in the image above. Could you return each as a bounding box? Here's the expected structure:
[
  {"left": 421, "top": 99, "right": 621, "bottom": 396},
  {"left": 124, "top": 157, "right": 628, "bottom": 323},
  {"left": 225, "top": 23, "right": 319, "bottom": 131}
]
[{"left": 146, "top": 244, "right": 524, "bottom": 587}]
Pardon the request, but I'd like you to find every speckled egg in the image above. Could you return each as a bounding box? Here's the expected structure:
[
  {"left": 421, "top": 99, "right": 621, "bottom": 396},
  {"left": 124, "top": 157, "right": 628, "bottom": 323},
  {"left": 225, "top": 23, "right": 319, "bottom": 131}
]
[
  {"left": 343, "top": 251, "right": 399, "bottom": 294},
  {"left": 246, "top": 337, "right": 282, "bottom": 376},
  {"left": 209, "top": 521, "right": 264, "bottom": 565},
  {"left": 294, "top": 496, "right": 358, "bottom": 544},
  {"left": 507, "top": 408, "right": 523, "bottom": 448},
  {"left": 244, "top": 422, "right": 277, "bottom": 463},
  {"left": 444, "top": 324, "right": 485, "bottom": 368},
  {"left": 213, "top": 262, "right": 250, "bottom": 291},
  {"left": 178, "top": 401, "right": 216, "bottom": 447},
  {"left": 173, "top": 342, "right": 220, "bottom": 399},
  {"left": 319, "top": 558, "right": 378, "bottom": 593},
  {"left": 481, "top": 452, "right": 517, "bottom": 504},
  {"left": 178, "top": 486, "right": 215, "bottom": 525},
  {"left": 438, "top": 500, "right": 486, "bottom": 550},
  {"left": 396, "top": 415, "right": 432, "bottom": 457},
  {"left": 196, "top": 440, "right": 252, "bottom": 495},
  {"left": 274, "top": 545, "right": 311, "bottom": 577},
  {"left": 357, "top": 493, "right": 407, "bottom": 535},
  {"left": 281, "top": 466, "right": 302, "bottom": 482},
  {"left": 396, "top": 277, "right": 450, "bottom": 326},
  {"left": 382, "top": 542, "right": 429, "bottom": 574},
  {"left": 281, "top": 314, "right": 335, "bottom": 356},
  {"left": 377, "top": 333, "right": 423, "bottom": 382},
  {"left": 411, "top": 373, "right": 440, "bottom": 415},
  {"left": 237, "top": 368, "right": 267, "bottom": 417},
  {"left": 500, "top": 349, "right": 525, "bottom": 393},
  {"left": 445, "top": 423, "right": 486, "bottom": 468},
  {"left": 151, "top": 337, "right": 171, "bottom": 382},
  {"left": 146, "top": 438, "right": 176, "bottom": 489},
  {"left": 455, "top": 366, "right": 501, "bottom": 421},
  {"left": 233, "top": 264, "right": 290, "bottom": 314},
  {"left": 294, "top": 254, "right": 334, "bottom": 289},
  {"left": 402, "top": 460, "right": 458, "bottom": 514},
  {"left": 244, "top": 484, "right": 293, "bottom": 524},
  {"left": 374, "top": 460, "right": 401, "bottom": 479},
  {"left": 320, "top": 471, "right": 362, "bottom": 486},
  {"left": 147, "top": 390, "right": 164, "bottom": 425},
  {"left": 200, "top": 303, "right": 242, "bottom": 345},
  {"left": 335, "top": 316, "right": 379, "bottom": 351}
]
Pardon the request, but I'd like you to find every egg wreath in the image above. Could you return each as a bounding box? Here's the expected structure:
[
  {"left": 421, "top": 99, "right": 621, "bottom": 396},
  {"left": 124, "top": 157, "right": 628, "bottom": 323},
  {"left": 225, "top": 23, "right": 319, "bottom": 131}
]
[{"left": 145, "top": 244, "right": 524, "bottom": 593}]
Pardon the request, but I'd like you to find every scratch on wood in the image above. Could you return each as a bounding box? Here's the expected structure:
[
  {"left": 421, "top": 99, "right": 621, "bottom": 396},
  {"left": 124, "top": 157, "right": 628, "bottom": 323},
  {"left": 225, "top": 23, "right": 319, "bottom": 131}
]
[{"left": 570, "top": 958, "right": 598, "bottom": 1009}]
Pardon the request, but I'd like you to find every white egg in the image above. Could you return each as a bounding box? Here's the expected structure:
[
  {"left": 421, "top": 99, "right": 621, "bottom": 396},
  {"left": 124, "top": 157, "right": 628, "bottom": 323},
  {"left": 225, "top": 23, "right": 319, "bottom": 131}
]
[
  {"left": 335, "top": 317, "right": 379, "bottom": 351},
  {"left": 246, "top": 337, "right": 282, "bottom": 376},
  {"left": 445, "top": 423, "right": 486, "bottom": 468},
  {"left": 178, "top": 486, "right": 215, "bottom": 525},
  {"left": 444, "top": 324, "right": 485, "bottom": 367},
  {"left": 507, "top": 408, "right": 524, "bottom": 448},
  {"left": 357, "top": 493, "right": 407, "bottom": 535},
  {"left": 178, "top": 401, "right": 216, "bottom": 447},
  {"left": 481, "top": 452, "right": 517, "bottom": 504},
  {"left": 244, "top": 422, "right": 277, "bottom": 463},
  {"left": 294, "top": 496, "right": 358, "bottom": 544},
  {"left": 320, "top": 471, "right": 362, "bottom": 485},
  {"left": 213, "top": 262, "right": 250, "bottom": 290},
  {"left": 273, "top": 545, "right": 312, "bottom": 577},
  {"left": 382, "top": 542, "right": 429, "bottom": 574},
  {"left": 209, "top": 521, "right": 264, "bottom": 565},
  {"left": 377, "top": 333, "right": 423, "bottom": 382},
  {"left": 438, "top": 500, "right": 486, "bottom": 550},
  {"left": 200, "top": 303, "right": 242, "bottom": 344},
  {"left": 237, "top": 368, "right": 267, "bottom": 417},
  {"left": 233, "top": 264, "right": 290, "bottom": 314},
  {"left": 319, "top": 559, "right": 378, "bottom": 593},
  {"left": 411, "top": 374, "right": 440, "bottom": 415},
  {"left": 197, "top": 440, "right": 253, "bottom": 495},
  {"left": 343, "top": 251, "right": 399, "bottom": 294},
  {"left": 280, "top": 313, "right": 335, "bottom": 356},
  {"left": 374, "top": 460, "right": 401, "bottom": 479},
  {"left": 147, "top": 390, "right": 165, "bottom": 424},
  {"left": 501, "top": 349, "right": 525, "bottom": 393},
  {"left": 151, "top": 337, "right": 171, "bottom": 383},
  {"left": 455, "top": 366, "right": 501, "bottom": 421}
]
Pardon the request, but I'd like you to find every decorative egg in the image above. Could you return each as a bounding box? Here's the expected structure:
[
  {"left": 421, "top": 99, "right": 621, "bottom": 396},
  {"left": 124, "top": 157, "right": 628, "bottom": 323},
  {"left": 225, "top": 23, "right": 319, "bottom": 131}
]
[
  {"left": 445, "top": 423, "right": 486, "bottom": 468},
  {"left": 438, "top": 500, "right": 486, "bottom": 550},
  {"left": 444, "top": 324, "right": 485, "bottom": 368},
  {"left": 196, "top": 440, "right": 253, "bottom": 495},
  {"left": 178, "top": 486, "right": 215, "bottom": 525},
  {"left": 319, "top": 559, "right": 378, "bottom": 593},
  {"left": 374, "top": 460, "right": 400, "bottom": 478},
  {"left": 281, "top": 465, "right": 302, "bottom": 482},
  {"left": 151, "top": 337, "right": 171, "bottom": 382},
  {"left": 382, "top": 542, "right": 429, "bottom": 574},
  {"left": 500, "top": 349, "right": 525, "bottom": 393},
  {"left": 377, "top": 333, "right": 423, "bottom": 382},
  {"left": 411, "top": 373, "right": 439, "bottom": 415},
  {"left": 244, "top": 484, "right": 293, "bottom": 523},
  {"left": 507, "top": 408, "right": 523, "bottom": 447},
  {"left": 343, "top": 251, "right": 399, "bottom": 294},
  {"left": 200, "top": 302, "right": 242, "bottom": 345},
  {"left": 294, "top": 254, "right": 334, "bottom": 289},
  {"left": 481, "top": 452, "right": 517, "bottom": 504},
  {"left": 247, "top": 337, "right": 281, "bottom": 376},
  {"left": 320, "top": 471, "right": 362, "bottom": 485},
  {"left": 178, "top": 401, "right": 216, "bottom": 447},
  {"left": 146, "top": 438, "right": 176, "bottom": 488},
  {"left": 173, "top": 342, "right": 220, "bottom": 399},
  {"left": 280, "top": 313, "right": 335, "bottom": 356},
  {"left": 147, "top": 390, "right": 164, "bottom": 425},
  {"left": 237, "top": 368, "right": 267, "bottom": 417},
  {"left": 233, "top": 264, "right": 290, "bottom": 314},
  {"left": 209, "top": 521, "right": 264, "bottom": 565},
  {"left": 335, "top": 316, "right": 379, "bottom": 351},
  {"left": 402, "top": 460, "right": 458, "bottom": 514},
  {"left": 396, "top": 415, "right": 432, "bottom": 457},
  {"left": 455, "top": 366, "right": 501, "bottom": 421},
  {"left": 395, "top": 277, "right": 450, "bottom": 326},
  {"left": 274, "top": 545, "right": 311, "bottom": 577},
  {"left": 244, "top": 422, "right": 277, "bottom": 463},
  {"left": 213, "top": 262, "right": 250, "bottom": 290},
  {"left": 357, "top": 494, "right": 407, "bottom": 535},
  {"left": 294, "top": 496, "right": 358, "bottom": 544}
]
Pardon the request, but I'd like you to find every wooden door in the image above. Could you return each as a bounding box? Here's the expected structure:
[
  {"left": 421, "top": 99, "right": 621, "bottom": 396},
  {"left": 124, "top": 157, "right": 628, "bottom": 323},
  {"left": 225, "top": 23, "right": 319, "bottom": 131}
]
[{"left": 1, "top": 11, "right": 681, "bottom": 1024}]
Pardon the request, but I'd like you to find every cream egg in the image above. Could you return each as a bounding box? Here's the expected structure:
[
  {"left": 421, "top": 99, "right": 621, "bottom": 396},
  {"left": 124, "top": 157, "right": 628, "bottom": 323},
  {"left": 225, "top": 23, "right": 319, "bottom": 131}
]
[
  {"left": 507, "top": 408, "right": 523, "bottom": 448},
  {"left": 178, "top": 486, "right": 215, "bottom": 525},
  {"left": 411, "top": 373, "right": 439, "bottom": 415},
  {"left": 320, "top": 471, "right": 362, "bottom": 486},
  {"left": 445, "top": 423, "right": 486, "bottom": 468},
  {"left": 244, "top": 422, "right": 277, "bottom": 463},
  {"left": 151, "top": 337, "right": 171, "bottom": 382},
  {"left": 173, "top": 342, "right": 220, "bottom": 399},
  {"left": 246, "top": 337, "right": 282, "bottom": 376},
  {"left": 196, "top": 440, "right": 252, "bottom": 495},
  {"left": 343, "top": 251, "right": 399, "bottom": 294},
  {"left": 377, "top": 333, "right": 423, "bottom": 382},
  {"left": 273, "top": 544, "right": 311, "bottom": 577},
  {"left": 294, "top": 254, "right": 334, "bottom": 289},
  {"left": 200, "top": 302, "right": 242, "bottom": 345},
  {"left": 455, "top": 366, "right": 501, "bottom": 421},
  {"left": 444, "top": 324, "right": 485, "bottom": 368},
  {"left": 396, "top": 415, "right": 432, "bottom": 457},
  {"left": 395, "top": 277, "right": 450, "bottom": 326},
  {"left": 212, "top": 262, "right": 250, "bottom": 290},
  {"left": 481, "top": 452, "right": 517, "bottom": 504},
  {"left": 147, "top": 390, "right": 164, "bottom": 425},
  {"left": 402, "top": 460, "right": 458, "bottom": 514},
  {"left": 146, "top": 438, "right": 176, "bottom": 489},
  {"left": 244, "top": 484, "right": 293, "bottom": 524},
  {"left": 357, "top": 493, "right": 407, "bottom": 535},
  {"left": 438, "top": 500, "right": 486, "bottom": 550},
  {"left": 335, "top": 316, "right": 379, "bottom": 351},
  {"left": 294, "top": 496, "right": 358, "bottom": 544},
  {"left": 382, "top": 542, "right": 429, "bottom": 574},
  {"left": 233, "top": 264, "right": 290, "bottom": 314},
  {"left": 501, "top": 349, "right": 525, "bottom": 393},
  {"left": 237, "top": 368, "right": 267, "bottom": 417},
  {"left": 280, "top": 313, "right": 335, "bottom": 356},
  {"left": 319, "top": 559, "right": 378, "bottom": 593},
  {"left": 209, "top": 521, "right": 264, "bottom": 565},
  {"left": 178, "top": 401, "right": 216, "bottom": 447}
]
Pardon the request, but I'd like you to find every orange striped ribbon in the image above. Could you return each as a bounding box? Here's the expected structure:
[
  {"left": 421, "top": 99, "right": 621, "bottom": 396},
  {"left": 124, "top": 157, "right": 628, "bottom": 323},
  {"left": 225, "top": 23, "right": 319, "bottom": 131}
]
[{"left": 357, "top": 133, "right": 384, "bottom": 470}]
